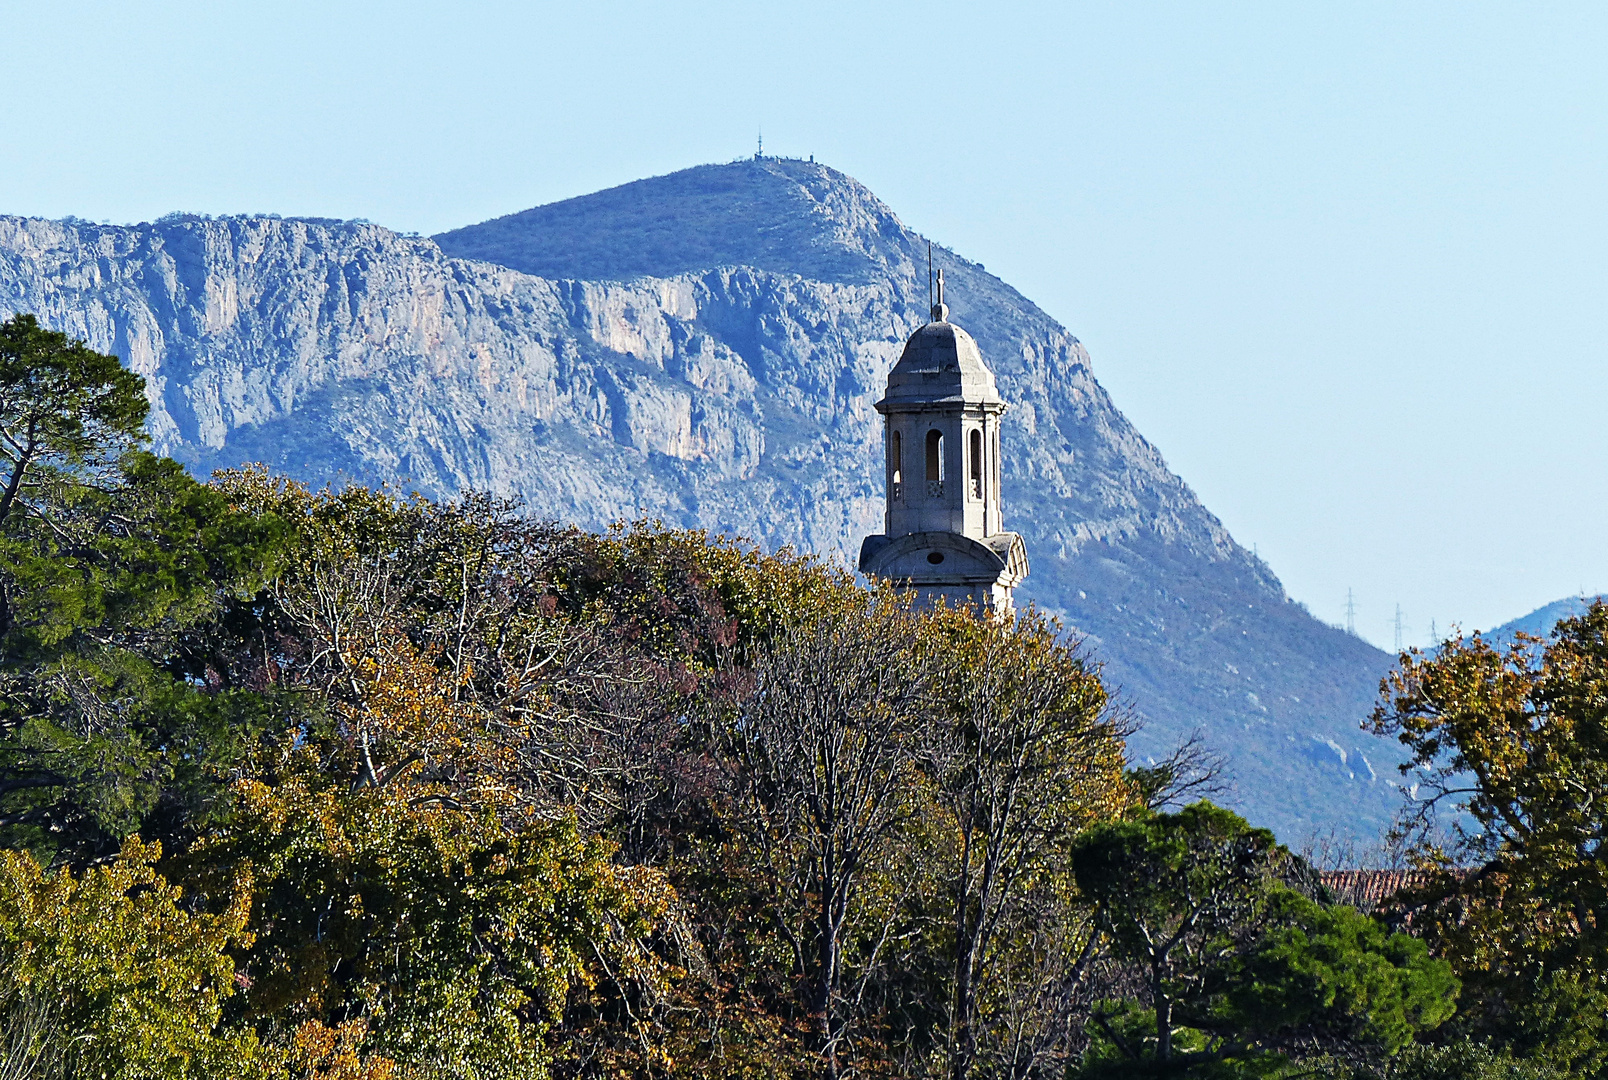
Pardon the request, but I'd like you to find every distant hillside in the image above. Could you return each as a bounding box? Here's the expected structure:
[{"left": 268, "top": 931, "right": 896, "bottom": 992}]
[
  {"left": 1483, "top": 595, "right": 1604, "bottom": 647},
  {"left": 0, "top": 158, "right": 1403, "bottom": 840}
]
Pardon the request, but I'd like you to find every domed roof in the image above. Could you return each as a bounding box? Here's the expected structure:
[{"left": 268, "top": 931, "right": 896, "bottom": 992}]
[{"left": 877, "top": 311, "right": 1004, "bottom": 410}]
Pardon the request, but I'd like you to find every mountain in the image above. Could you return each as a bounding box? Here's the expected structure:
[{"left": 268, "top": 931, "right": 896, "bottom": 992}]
[
  {"left": 0, "top": 157, "right": 1404, "bottom": 840},
  {"left": 1483, "top": 595, "right": 1604, "bottom": 647}
]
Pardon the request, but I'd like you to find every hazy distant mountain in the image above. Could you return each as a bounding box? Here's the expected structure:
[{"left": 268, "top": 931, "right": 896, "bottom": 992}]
[
  {"left": 1483, "top": 595, "right": 1604, "bottom": 647},
  {"left": 0, "top": 157, "right": 1404, "bottom": 840}
]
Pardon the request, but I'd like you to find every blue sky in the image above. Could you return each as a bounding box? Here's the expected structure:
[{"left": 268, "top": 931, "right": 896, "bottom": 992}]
[{"left": 4, "top": 1, "right": 1604, "bottom": 647}]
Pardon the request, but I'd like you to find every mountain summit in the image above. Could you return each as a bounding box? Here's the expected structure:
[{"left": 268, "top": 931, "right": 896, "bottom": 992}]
[
  {"left": 0, "top": 157, "right": 1400, "bottom": 838},
  {"left": 434, "top": 158, "right": 916, "bottom": 284}
]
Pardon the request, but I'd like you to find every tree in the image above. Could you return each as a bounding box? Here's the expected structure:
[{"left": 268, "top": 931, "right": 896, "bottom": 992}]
[
  {"left": 0, "top": 318, "right": 286, "bottom": 861},
  {"left": 0, "top": 313, "right": 147, "bottom": 545},
  {"left": 184, "top": 480, "right": 866, "bottom": 1074},
  {"left": 186, "top": 742, "right": 672, "bottom": 1080},
  {"left": 0, "top": 837, "right": 276, "bottom": 1079},
  {"left": 919, "top": 606, "right": 1129, "bottom": 1080},
  {"left": 1327, "top": 1038, "right": 1569, "bottom": 1080},
  {"left": 206, "top": 473, "right": 845, "bottom": 851},
  {"left": 1070, "top": 803, "right": 1456, "bottom": 1075},
  {"left": 1223, "top": 890, "right": 1457, "bottom": 1058},
  {"left": 717, "top": 591, "right": 931, "bottom": 1079},
  {"left": 1370, "top": 602, "right": 1608, "bottom": 1074}
]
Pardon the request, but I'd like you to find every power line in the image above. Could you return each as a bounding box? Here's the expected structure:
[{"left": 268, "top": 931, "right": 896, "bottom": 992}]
[{"left": 1393, "top": 604, "right": 1404, "bottom": 653}]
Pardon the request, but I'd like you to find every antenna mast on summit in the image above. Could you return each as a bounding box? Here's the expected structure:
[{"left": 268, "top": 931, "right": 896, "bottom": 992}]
[
  {"left": 1393, "top": 604, "right": 1404, "bottom": 653},
  {"left": 1345, "top": 588, "right": 1356, "bottom": 636}
]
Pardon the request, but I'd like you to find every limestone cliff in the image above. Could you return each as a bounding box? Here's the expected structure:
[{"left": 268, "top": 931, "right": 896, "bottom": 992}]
[{"left": 0, "top": 159, "right": 1402, "bottom": 839}]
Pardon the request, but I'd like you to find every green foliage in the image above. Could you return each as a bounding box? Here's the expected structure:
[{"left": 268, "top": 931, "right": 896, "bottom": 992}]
[
  {"left": 1223, "top": 891, "right": 1457, "bottom": 1052},
  {"left": 1, "top": 451, "right": 280, "bottom": 652},
  {"left": 1076, "top": 1039, "right": 1569, "bottom": 1080},
  {"left": 191, "top": 761, "right": 668, "bottom": 1080},
  {"left": 1071, "top": 801, "right": 1288, "bottom": 1061},
  {"left": 0, "top": 312, "right": 148, "bottom": 515},
  {"left": 1072, "top": 804, "right": 1457, "bottom": 1074},
  {"left": 0, "top": 320, "right": 287, "bottom": 861},
  {"left": 1073, "top": 801, "right": 1282, "bottom": 958},
  {"left": 0, "top": 837, "right": 274, "bottom": 1079},
  {"left": 1322, "top": 1038, "right": 1570, "bottom": 1080}
]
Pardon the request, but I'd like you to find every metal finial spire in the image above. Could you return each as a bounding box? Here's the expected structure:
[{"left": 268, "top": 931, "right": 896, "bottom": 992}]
[{"left": 931, "top": 267, "right": 949, "bottom": 322}]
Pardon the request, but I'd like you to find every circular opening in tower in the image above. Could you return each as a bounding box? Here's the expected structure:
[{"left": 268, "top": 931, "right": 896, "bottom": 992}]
[{"left": 926, "top": 552, "right": 945, "bottom": 565}]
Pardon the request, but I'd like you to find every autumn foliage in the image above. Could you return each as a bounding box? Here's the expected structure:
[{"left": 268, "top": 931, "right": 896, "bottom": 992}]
[{"left": 2, "top": 315, "right": 1555, "bottom": 1079}]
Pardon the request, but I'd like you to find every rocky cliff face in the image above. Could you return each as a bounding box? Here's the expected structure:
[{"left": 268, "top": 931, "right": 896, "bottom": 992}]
[{"left": 0, "top": 159, "right": 1403, "bottom": 840}]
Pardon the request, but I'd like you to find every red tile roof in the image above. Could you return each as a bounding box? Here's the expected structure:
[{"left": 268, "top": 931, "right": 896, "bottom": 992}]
[{"left": 1319, "top": 869, "right": 1433, "bottom": 911}]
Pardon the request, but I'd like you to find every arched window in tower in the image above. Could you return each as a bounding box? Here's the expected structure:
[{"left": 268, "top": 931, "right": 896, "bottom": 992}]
[
  {"left": 890, "top": 430, "right": 903, "bottom": 502},
  {"left": 925, "top": 429, "right": 944, "bottom": 497},
  {"left": 969, "top": 429, "right": 983, "bottom": 500}
]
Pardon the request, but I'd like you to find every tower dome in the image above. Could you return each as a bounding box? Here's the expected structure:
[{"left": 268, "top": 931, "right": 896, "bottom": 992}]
[
  {"left": 858, "top": 272, "right": 1028, "bottom": 613},
  {"left": 881, "top": 321, "right": 1004, "bottom": 408}
]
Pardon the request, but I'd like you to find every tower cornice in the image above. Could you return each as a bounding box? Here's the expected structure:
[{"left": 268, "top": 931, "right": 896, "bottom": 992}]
[{"left": 873, "top": 398, "right": 1009, "bottom": 416}]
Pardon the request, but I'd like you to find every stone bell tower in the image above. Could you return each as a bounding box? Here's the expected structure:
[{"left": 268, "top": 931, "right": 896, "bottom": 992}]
[{"left": 858, "top": 271, "right": 1029, "bottom": 613}]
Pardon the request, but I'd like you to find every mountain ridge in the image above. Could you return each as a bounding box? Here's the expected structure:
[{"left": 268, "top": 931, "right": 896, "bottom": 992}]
[
  {"left": 0, "top": 158, "right": 1403, "bottom": 839},
  {"left": 1483, "top": 594, "right": 1605, "bottom": 646}
]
